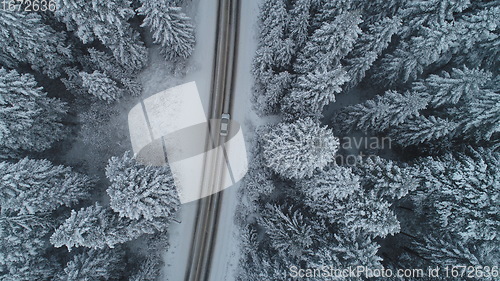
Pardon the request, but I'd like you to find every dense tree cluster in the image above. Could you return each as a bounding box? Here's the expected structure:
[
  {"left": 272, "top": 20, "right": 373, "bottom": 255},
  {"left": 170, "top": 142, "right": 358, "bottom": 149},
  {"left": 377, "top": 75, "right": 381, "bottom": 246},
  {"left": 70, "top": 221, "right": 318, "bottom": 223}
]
[
  {"left": 239, "top": 0, "right": 499, "bottom": 279},
  {"left": 52, "top": 151, "right": 179, "bottom": 250},
  {"left": 0, "top": 68, "right": 67, "bottom": 155},
  {"left": 0, "top": 0, "right": 193, "bottom": 279}
]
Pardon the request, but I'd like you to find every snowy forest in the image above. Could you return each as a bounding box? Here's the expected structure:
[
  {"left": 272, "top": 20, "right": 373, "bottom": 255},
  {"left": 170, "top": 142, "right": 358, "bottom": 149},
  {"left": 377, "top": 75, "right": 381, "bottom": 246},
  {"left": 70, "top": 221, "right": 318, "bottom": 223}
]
[
  {"left": 0, "top": 0, "right": 195, "bottom": 280},
  {"left": 237, "top": 0, "right": 499, "bottom": 280},
  {"left": 1, "top": 0, "right": 499, "bottom": 280}
]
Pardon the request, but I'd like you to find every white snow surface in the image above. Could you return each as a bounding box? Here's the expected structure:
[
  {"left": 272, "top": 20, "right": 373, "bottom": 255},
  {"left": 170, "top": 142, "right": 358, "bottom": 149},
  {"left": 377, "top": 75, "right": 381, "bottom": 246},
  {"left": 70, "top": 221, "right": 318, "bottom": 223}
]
[{"left": 154, "top": 0, "right": 217, "bottom": 280}]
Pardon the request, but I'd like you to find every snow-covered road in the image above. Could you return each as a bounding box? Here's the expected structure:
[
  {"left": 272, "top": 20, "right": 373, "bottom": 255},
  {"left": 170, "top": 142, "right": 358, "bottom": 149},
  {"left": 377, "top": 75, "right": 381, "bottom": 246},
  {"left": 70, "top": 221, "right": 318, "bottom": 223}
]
[
  {"left": 207, "top": 0, "right": 260, "bottom": 280},
  {"left": 154, "top": 0, "right": 260, "bottom": 279}
]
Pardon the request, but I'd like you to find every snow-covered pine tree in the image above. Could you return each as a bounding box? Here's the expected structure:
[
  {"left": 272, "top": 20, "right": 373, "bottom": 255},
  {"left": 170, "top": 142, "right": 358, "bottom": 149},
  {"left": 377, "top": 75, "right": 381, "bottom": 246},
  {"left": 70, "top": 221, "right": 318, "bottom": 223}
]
[
  {"left": 397, "top": 0, "right": 472, "bottom": 37},
  {"left": 0, "top": 68, "right": 67, "bottom": 153},
  {"left": 311, "top": 0, "right": 353, "bottom": 29},
  {"left": 300, "top": 164, "right": 400, "bottom": 238},
  {"left": 108, "top": 28, "right": 149, "bottom": 73},
  {"left": 87, "top": 48, "right": 132, "bottom": 80},
  {"left": 79, "top": 71, "right": 125, "bottom": 103},
  {"left": 240, "top": 165, "right": 275, "bottom": 215},
  {"left": 54, "top": 248, "right": 125, "bottom": 281},
  {"left": 128, "top": 257, "right": 163, "bottom": 281},
  {"left": 138, "top": 0, "right": 196, "bottom": 61},
  {"left": 390, "top": 115, "right": 459, "bottom": 146},
  {"left": 328, "top": 190, "right": 400, "bottom": 238},
  {"left": 294, "top": 11, "right": 362, "bottom": 74},
  {"left": 458, "top": 91, "right": 499, "bottom": 143},
  {"left": 413, "top": 234, "right": 497, "bottom": 267},
  {"left": 263, "top": 118, "right": 339, "bottom": 179},
  {"left": 333, "top": 90, "right": 428, "bottom": 134},
  {"left": 0, "top": 10, "right": 71, "bottom": 78},
  {"left": 55, "top": 0, "right": 147, "bottom": 72},
  {"left": 0, "top": 213, "right": 55, "bottom": 280},
  {"left": 288, "top": 0, "right": 312, "bottom": 50},
  {"left": 375, "top": 5, "right": 498, "bottom": 86},
  {"left": 343, "top": 17, "right": 400, "bottom": 90},
  {"left": 283, "top": 66, "right": 348, "bottom": 117},
  {"left": 121, "top": 78, "right": 143, "bottom": 97},
  {"left": 311, "top": 230, "right": 383, "bottom": 269},
  {"left": 257, "top": 0, "right": 294, "bottom": 69},
  {"left": 87, "top": 48, "right": 143, "bottom": 97},
  {"left": 61, "top": 67, "right": 88, "bottom": 97},
  {"left": 258, "top": 205, "right": 314, "bottom": 260},
  {"left": 252, "top": 67, "right": 292, "bottom": 115},
  {"left": 0, "top": 158, "right": 91, "bottom": 214},
  {"left": 352, "top": 0, "right": 406, "bottom": 24},
  {"left": 354, "top": 156, "right": 418, "bottom": 201},
  {"left": 411, "top": 67, "right": 493, "bottom": 107},
  {"left": 413, "top": 147, "right": 499, "bottom": 242},
  {"left": 452, "top": 6, "right": 500, "bottom": 70},
  {"left": 251, "top": 0, "right": 295, "bottom": 115},
  {"left": 299, "top": 165, "right": 361, "bottom": 207},
  {"left": 106, "top": 151, "right": 180, "bottom": 221},
  {"left": 375, "top": 22, "right": 457, "bottom": 85},
  {"left": 0, "top": 255, "right": 57, "bottom": 280},
  {"left": 51, "top": 203, "right": 171, "bottom": 250}
]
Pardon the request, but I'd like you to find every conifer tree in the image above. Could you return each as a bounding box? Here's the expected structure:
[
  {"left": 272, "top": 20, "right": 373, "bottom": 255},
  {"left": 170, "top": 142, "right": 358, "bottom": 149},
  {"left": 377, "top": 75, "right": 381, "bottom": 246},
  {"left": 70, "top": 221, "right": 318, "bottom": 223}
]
[
  {"left": 0, "top": 10, "right": 71, "bottom": 78},
  {"left": 413, "top": 234, "right": 497, "bottom": 267},
  {"left": 398, "top": 0, "right": 472, "bottom": 37},
  {"left": 354, "top": 156, "right": 418, "bottom": 201},
  {"left": 79, "top": 71, "right": 125, "bottom": 103},
  {"left": 51, "top": 203, "right": 171, "bottom": 250},
  {"left": 414, "top": 147, "right": 499, "bottom": 242},
  {"left": 376, "top": 6, "right": 498, "bottom": 86},
  {"left": 55, "top": 248, "right": 125, "bottom": 281},
  {"left": 283, "top": 66, "right": 348, "bottom": 117},
  {"left": 294, "top": 11, "right": 362, "bottom": 74},
  {"left": 375, "top": 22, "right": 457, "bottom": 85},
  {"left": 61, "top": 67, "right": 88, "bottom": 97},
  {"left": 333, "top": 90, "right": 428, "bottom": 134},
  {"left": 252, "top": 68, "right": 292, "bottom": 115},
  {"left": 87, "top": 48, "right": 143, "bottom": 97},
  {"left": 128, "top": 257, "right": 162, "bottom": 281},
  {"left": 87, "top": 48, "right": 132, "bottom": 80},
  {"left": 55, "top": 0, "right": 147, "bottom": 72},
  {"left": 138, "top": 0, "right": 196, "bottom": 60},
  {"left": 252, "top": 0, "right": 295, "bottom": 115},
  {"left": 391, "top": 115, "right": 459, "bottom": 146},
  {"left": 330, "top": 190, "right": 400, "bottom": 238},
  {"left": 106, "top": 151, "right": 180, "bottom": 221},
  {"left": 411, "top": 67, "right": 493, "bottom": 107},
  {"left": 259, "top": 205, "right": 314, "bottom": 260},
  {"left": 0, "top": 214, "right": 57, "bottom": 280},
  {"left": 300, "top": 165, "right": 361, "bottom": 204},
  {"left": 289, "top": 0, "right": 312, "bottom": 50},
  {"left": 344, "top": 17, "right": 400, "bottom": 90},
  {"left": 352, "top": 0, "right": 406, "bottom": 24},
  {"left": 0, "top": 68, "right": 67, "bottom": 153},
  {"left": 312, "top": 230, "right": 383, "bottom": 269},
  {"left": 263, "top": 118, "right": 339, "bottom": 179},
  {"left": 257, "top": 0, "right": 294, "bottom": 69},
  {"left": 311, "top": 0, "right": 353, "bottom": 29},
  {"left": 458, "top": 91, "right": 499, "bottom": 142},
  {"left": 0, "top": 158, "right": 91, "bottom": 214}
]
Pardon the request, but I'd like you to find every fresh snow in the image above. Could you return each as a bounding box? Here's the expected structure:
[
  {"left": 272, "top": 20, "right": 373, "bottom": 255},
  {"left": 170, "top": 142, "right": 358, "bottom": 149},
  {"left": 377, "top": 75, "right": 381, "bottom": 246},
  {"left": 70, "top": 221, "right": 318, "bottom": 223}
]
[{"left": 158, "top": 0, "right": 217, "bottom": 280}]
